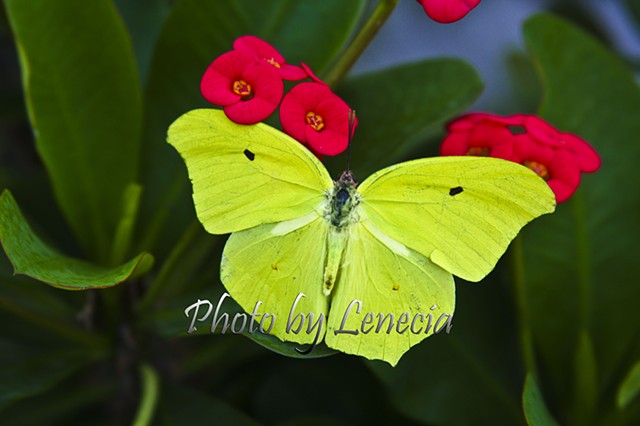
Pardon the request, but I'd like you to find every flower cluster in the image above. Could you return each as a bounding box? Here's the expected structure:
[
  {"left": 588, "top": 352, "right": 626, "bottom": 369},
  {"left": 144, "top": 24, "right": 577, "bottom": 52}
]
[
  {"left": 416, "top": 0, "right": 481, "bottom": 23},
  {"left": 200, "top": 35, "right": 355, "bottom": 157},
  {"left": 440, "top": 113, "right": 601, "bottom": 203}
]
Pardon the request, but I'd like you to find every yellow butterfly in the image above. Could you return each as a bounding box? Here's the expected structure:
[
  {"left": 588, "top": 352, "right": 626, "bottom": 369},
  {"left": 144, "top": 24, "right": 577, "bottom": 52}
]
[{"left": 168, "top": 109, "right": 555, "bottom": 366}]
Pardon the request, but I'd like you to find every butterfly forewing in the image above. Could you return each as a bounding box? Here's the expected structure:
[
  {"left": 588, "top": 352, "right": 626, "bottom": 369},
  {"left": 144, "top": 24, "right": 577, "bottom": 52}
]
[
  {"left": 357, "top": 156, "right": 556, "bottom": 282},
  {"left": 168, "top": 109, "right": 333, "bottom": 234}
]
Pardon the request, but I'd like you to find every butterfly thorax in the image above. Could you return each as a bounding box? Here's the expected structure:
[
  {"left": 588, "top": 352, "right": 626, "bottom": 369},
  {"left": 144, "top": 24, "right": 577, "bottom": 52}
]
[
  {"left": 322, "top": 171, "right": 359, "bottom": 296},
  {"left": 327, "top": 171, "right": 360, "bottom": 230}
]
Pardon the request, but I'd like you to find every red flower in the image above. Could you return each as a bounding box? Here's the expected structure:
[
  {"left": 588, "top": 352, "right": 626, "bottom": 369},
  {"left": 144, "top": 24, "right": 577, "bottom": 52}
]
[
  {"left": 510, "top": 132, "right": 581, "bottom": 203},
  {"left": 440, "top": 113, "right": 601, "bottom": 203},
  {"left": 416, "top": 0, "right": 481, "bottom": 23},
  {"left": 515, "top": 115, "right": 601, "bottom": 173},
  {"left": 233, "top": 35, "right": 307, "bottom": 81},
  {"left": 440, "top": 113, "right": 518, "bottom": 159},
  {"left": 200, "top": 50, "right": 283, "bottom": 124},
  {"left": 280, "top": 82, "right": 356, "bottom": 156}
]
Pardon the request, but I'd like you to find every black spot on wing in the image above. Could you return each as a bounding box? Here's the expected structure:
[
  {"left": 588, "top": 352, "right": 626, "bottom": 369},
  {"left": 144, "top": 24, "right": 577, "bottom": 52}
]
[
  {"left": 449, "top": 186, "right": 463, "bottom": 196},
  {"left": 244, "top": 149, "right": 255, "bottom": 161}
]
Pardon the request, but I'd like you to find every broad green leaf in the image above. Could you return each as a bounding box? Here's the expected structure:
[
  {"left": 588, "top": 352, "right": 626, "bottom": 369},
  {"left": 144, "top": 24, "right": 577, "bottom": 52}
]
[
  {"left": 137, "top": 0, "right": 365, "bottom": 255},
  {"left": 522, "top": 373, "right": 560, "bottom": 426},
  {"left": 369, "top": 272, "right": 525, "bottom": 425},
  {"left": 573, "top": 331, "right": 597, "bottom": 422},
  {"left": 114, "top": 0, "right": 170, "bottom": 85},
  {"left": 617, "top": 360, "right": 640, "bottom": 409},
  {"left": 328, "top": 58, "right": 483, "bottom": 179},
  {"left": 521, "top": 12, "right": 640, "bottom": 415},
  {"left": 0, "top": 338, "right": 98, "bottom": 410},
  {"left": 5, "top": 0, "right": 142, "bottom": 262},
  {"left": 0, "top": 190, "right": 152, "bottom": 290},
  {"left": 155, "top": 383, "right": 258, "bottom": 426}
]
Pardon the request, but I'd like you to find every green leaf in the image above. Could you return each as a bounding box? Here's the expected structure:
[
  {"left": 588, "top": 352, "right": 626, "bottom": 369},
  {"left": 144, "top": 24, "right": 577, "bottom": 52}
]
[
  {"left": 573, "top": 331, "right": 598, "bottom": 422},
  {"left": 0, "top": 190, "right": 152, "bottom": 290},
  {"left": 328, "top": 58, "right": 483, "bottom": 179},
  {"left": 5, "top": 0, "right": 142, "bottom": 262},
  {"left": 520, "top": 12, "right": 640, "bottom": 415},
  {"left": 617, "top": 360, "right": 640, "bottom": 409},
  {"left": 522, "top": 372, "right": 560, "bottom": 426},
  {"left": 137, "top": 0, "right": 365, "bottom": 255}
]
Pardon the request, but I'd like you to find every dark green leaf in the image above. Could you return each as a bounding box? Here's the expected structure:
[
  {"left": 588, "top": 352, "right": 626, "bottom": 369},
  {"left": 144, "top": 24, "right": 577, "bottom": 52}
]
[
  {"left": 156, "top": 383, "right": 258, "bottom": 426},
  {"left": 114, "top": 0, "right": 170, "bottom": 85},
  {"left": 0, "top": 381, "right": 113, "bottom": 426},
  {"left": 328, "top": 59, "right": 483, "bottom": 179},
  {"left": 522, "top": 372, "right": 560, "bottom": 426},
  {"left": 0, "top": 338, "right": 98, "bottom": 410},
  {"left": 137, "top": 0, "right": 365, "bottom": 255},
  {"left": 5, "top": 0, "right": 142, "bottom": 262},
  {"left": 0, "top": 190, "right": 152, "bottom": 289},
  {"left": 521, "top": 12, "right": 640, "bottom": 417}
]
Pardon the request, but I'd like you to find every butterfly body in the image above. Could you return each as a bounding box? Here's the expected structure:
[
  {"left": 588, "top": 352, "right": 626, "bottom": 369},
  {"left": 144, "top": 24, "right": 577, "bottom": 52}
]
[{"left": 168, "top": 109, "right": 556, "bottom": 365}]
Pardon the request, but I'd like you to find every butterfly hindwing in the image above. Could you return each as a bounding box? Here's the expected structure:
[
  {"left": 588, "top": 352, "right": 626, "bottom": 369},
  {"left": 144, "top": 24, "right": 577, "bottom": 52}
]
[
  {"left": 220, "top": 213, "right": 329, "bottom": 345},
  {"left": 167, "top": 109, "right": 333, "bottom": 234},
  {"left": 357, "top": 156, "right": 556, "bottom": 282},
  {"left": 325, "top": 221, "right": 455, "bottom": 366}
]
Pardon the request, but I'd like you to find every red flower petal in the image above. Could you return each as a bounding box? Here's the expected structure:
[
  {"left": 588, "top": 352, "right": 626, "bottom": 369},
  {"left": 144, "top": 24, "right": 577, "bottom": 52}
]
[
  {"left": 560, "top": 133, "right": 601, "bottom": 172},
  {"left": 440, "top": 132, "right": 474, "bottom": 156},
  {"left": 417, "top": 0, "right": 481, "bottom": 23},
  {"left": 201, "top": 50, "right": 257, "bottom": 106},
  {"left": 233, "top": 35, "right": 306, "bottom": 81},
  {"left": 547, "top": 151, "right": 582, "bottom": 203},
  {"left": 234, "top": 35, "right": 285, "bottom": 64},
  {"left": 280, "top": 82, "right": 354, "bottom": 156},
  {"left": 301, "top": 62, "right": 326, "bottom": 84}
]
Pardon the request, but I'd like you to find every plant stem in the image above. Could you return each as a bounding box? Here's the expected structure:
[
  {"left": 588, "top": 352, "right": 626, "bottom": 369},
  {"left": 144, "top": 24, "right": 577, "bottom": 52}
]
[
  {"left": 132, "top": 363, "right": 160, "bottom": 426},
  {"left": 511, "top": 235, "right": 537, "bottom": 373},
  {"left": 324, "top": 0, "right": 399, "bottom": 88},
  {"left": 137, "top": 219, "right": 202, "bottom": 312}
]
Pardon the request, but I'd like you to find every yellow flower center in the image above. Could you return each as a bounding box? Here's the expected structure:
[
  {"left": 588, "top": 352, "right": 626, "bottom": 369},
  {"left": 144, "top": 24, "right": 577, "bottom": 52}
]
[
  {"left": 232, "top": 80, "right": 253, "bottom": 100},
  {"left": 305, "top": 112, "right": 324, "bottom": 131},
  {"left": 523, "top": 160, "right": 550, "bottom": 180},
  {"left": 466, "top": 147, "right": 490, "bottom": 156},
  {"left": 264, "top": 57, "right": 281, "bottom": 68}
]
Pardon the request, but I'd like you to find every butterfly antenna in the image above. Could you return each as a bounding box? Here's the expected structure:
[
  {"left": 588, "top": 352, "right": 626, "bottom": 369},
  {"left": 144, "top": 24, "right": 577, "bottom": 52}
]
[{"left": 346, "top": 109, "right": 356, "bottom": 173}]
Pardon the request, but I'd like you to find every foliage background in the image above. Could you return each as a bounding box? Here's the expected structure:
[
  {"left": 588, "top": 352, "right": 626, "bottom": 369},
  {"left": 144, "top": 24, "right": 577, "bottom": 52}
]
[{"left": 1, "top": 0, "right": 639, "bottom": 424}]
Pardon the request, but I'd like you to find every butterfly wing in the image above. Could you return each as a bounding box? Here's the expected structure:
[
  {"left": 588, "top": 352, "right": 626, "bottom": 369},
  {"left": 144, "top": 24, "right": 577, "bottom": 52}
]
[
  {"left": 357, "top": 156, "right": 556, "bottom": 282},
  {"left": 221, "top": 214, "right": 329, "bottom": 345},
  {"left": 325, "top": 221, "right": 455, "bottom": 366},
  {"left": 167, "top": 109, "right": 333, "bottom": 234}
]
